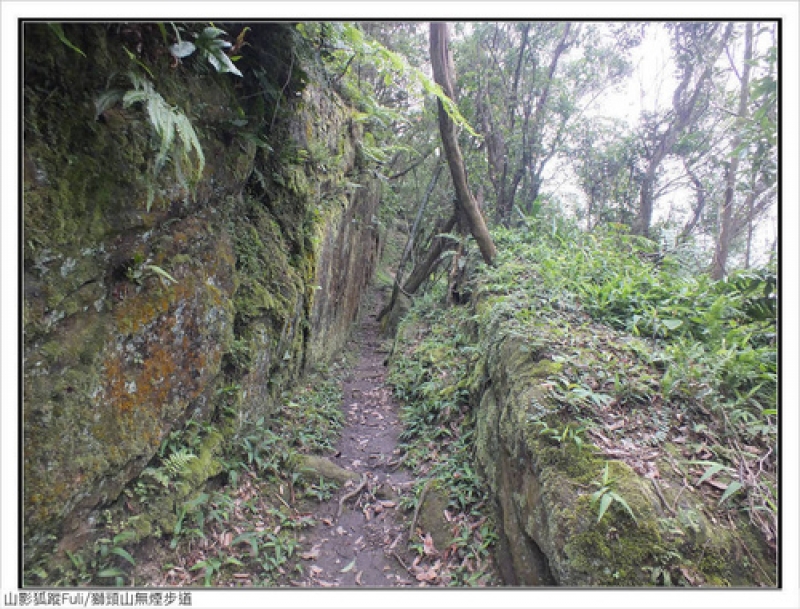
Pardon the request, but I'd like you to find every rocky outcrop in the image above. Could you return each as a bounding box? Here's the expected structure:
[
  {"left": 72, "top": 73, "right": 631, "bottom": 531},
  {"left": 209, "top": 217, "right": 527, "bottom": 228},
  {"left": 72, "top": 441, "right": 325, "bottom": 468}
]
[
  {"left": 467, "top": 286, "right": 775, "bottom": 587},
  {"left": 23, "top": 23, "right": 381, "bottom": 567},
  {"left": 390, "top": 270, "right": 775, "bottom": 587}
]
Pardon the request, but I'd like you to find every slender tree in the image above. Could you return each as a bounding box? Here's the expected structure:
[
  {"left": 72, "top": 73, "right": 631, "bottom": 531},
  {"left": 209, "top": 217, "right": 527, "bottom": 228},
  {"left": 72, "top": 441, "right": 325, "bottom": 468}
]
[
  {"left": 633, "top": 22, "right": 733, "bottom": 238},
  {"left": 429, "top": 22, "right": 496, "bottom": 265},
  {"left": 710, "top": 23, "right": 754, "bottom": 279}
]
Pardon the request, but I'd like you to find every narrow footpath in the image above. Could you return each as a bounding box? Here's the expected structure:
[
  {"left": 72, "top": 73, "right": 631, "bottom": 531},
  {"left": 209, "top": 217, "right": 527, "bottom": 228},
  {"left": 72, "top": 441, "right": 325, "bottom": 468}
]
[{"left": 297, "top": 292, "right": 420, "bottom": 587}]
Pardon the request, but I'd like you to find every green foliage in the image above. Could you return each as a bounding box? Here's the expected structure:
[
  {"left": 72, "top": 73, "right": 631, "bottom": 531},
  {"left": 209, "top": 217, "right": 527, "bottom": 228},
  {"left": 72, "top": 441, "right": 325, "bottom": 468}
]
[
  {"left": 95, "top": 71, "right": 205, "bottom": 210},
  {"left": 168, "top": 25, "right": 244, "bottom": 77},
  {"left": 487, "top": 221, "right": 776, "bottom": 424},
  {"left": 124, "top": 252, "right": 178, "bottom": 286},
  {"left": 388, "top": 288, "right": 500, "bottom": 584},
  {"left": 534, "top": 420, "right": 588, "bottom": 452},
  {"left": 48, "top": 23, "right": 86, "bottom": 57},
  {"left": 51, "top": 529, "right": 138, "bottom": 586},
  {"left": 590, "top": 462, "right": 638, "bottom": 524},
  {"left": 296, "top": 22, "right": 479, "bottom": 137},
  {"left": 474, "top": 218, "right": 776, "bottom": 547}
]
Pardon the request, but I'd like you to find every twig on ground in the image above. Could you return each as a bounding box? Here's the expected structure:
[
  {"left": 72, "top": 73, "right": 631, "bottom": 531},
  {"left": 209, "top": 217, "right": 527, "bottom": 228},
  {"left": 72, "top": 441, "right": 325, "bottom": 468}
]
[{"left": 336, "top": 474, "right": 367, "bottom": 520}]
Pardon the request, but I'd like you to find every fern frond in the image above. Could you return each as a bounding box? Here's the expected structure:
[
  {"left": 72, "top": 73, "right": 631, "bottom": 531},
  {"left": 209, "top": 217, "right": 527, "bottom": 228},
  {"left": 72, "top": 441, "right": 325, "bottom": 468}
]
[
  {"left": 99, "top": 71, "right": 205, "bottom": 206},
  {"left": 162, "top": 449, "right": 198, "bottom": 478},
  {"left": 142, "top": 467, "right": 170, "bottom": 488},
  {"left": 174, "top": 112, "right": 205, "bottom": 180},
  {"left": 95, "top": 89, "right": 125, "bottom": 119}
]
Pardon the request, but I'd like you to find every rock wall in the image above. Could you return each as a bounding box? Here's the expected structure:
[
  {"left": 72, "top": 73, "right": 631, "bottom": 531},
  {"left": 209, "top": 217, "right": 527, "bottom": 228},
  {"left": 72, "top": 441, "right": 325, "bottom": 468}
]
[
  {"left": 466, "top": 286, "right": 775, "bottom": 587},
  {"left": 23, "top": 23, "right": 381, "bottom": 567}
]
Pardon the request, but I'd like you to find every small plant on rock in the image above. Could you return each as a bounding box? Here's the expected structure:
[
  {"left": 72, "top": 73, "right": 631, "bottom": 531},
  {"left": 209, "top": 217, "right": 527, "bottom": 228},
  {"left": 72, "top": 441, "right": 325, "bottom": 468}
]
[{"left": 590, "top": 462, "right": 638, "bottom": 525}]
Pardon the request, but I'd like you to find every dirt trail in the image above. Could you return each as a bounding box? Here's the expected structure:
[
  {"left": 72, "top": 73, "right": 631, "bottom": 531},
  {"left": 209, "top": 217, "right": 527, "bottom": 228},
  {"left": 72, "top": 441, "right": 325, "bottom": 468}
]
[{"left": 297, "top": 292, "right": 419, "bottom": 587}]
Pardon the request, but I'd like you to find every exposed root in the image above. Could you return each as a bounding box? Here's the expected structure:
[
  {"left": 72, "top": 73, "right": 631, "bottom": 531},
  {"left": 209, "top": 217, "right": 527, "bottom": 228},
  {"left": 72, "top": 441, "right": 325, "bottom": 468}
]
[{"left": 336, "top": 474, "right": 367, "bottom": 520}]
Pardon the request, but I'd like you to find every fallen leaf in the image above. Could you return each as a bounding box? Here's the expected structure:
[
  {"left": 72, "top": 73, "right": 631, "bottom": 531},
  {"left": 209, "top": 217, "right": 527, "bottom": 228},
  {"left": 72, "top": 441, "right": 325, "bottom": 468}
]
[
  {"left": 300, "top": 546, "right": 320, "bottom": 560},
  {"left": 318, "top": 580, "right": 335, "bottom": 587},
  {"left": 380, "top": 500, "right": 397, "bottom": 508},
  {"left": 422, "top": 532, "right": 438, "bottom": 556},
  {"left": 321, "top": 518, "right": 333, "bottom": 526},
  {"left": 415, "top": 568, "right": 438, "bottom": 582},
  {"left": 341, "top": 559, "right": 356, "bottom": 573},
  {"left": 355, "top": 570, "right": 363, "bottom": 585},
  {"left": 309, "top": 565, "right": 323, "bottom": 576}
]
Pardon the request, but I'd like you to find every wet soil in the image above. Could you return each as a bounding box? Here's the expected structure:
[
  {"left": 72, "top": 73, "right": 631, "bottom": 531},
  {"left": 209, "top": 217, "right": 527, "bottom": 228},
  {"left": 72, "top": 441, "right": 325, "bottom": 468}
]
[{"left": 296, "top": 292, "right": 420, "bottom": 587}]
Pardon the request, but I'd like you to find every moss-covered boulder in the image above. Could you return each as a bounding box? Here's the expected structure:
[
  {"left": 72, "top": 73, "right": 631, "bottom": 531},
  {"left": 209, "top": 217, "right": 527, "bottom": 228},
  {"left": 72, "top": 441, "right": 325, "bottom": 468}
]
[
  {"left": 23, "top": 22, "right": 382, "bottom": 574},
  {"left": 469, "top": 290, "right": 775, "bottom": 587}
]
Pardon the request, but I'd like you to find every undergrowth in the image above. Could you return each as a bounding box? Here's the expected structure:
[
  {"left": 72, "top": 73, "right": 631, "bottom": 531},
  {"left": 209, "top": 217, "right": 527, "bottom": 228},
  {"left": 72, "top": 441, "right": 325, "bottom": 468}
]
[
  {"left": 30, "top": 364, "right": 349, "bottom": 587},
  {"left": 475, "top": 218, "right": 777, "bottom": 553},
  {"left": 385, "top": 210, "right": 776, "bottom": 585},
  {"left": 389, "top": 284, "right": 499, "bottom": 586}
]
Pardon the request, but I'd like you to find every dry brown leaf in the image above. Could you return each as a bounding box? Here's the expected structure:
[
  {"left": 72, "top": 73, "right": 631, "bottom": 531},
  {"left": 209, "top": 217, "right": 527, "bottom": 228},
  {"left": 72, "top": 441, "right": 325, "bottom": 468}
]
[
  {"left": 422, "top": 532, "right": 438, "bottom": 556},
  {"left": 317, "top": 580, "right": 335, "bottom": 587},
  {"left": 300, "top": 546, "right": 320, "bottom": 560},
  {"left": 415, "top": 560, "right": 441, "bottom": 582},
  {"left": 380, "top": 500, "right": 397, "bottom": 508},
  {"left": 355, "top": 570, "right": 363, "bottom": 585}
]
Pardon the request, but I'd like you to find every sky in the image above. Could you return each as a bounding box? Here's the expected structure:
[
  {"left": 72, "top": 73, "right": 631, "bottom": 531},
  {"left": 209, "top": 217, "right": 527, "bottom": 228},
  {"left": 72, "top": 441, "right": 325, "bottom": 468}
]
[{"left": 572, "top": 21, "right": 778, "bottom": 264}]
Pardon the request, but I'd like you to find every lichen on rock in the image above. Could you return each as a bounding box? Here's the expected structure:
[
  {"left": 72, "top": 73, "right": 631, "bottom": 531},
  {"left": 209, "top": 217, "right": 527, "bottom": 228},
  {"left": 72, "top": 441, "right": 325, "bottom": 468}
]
[{"left": 23, "top": 22, "right": 382, "bottom": 578}]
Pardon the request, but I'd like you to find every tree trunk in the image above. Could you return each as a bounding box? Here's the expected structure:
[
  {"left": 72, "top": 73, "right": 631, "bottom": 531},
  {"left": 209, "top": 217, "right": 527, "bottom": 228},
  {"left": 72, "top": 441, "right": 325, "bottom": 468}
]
[
  {"left": 678, "top": 160, "right": 706, "bottom": 242},
  {"left": 430, "top": 22, "right": 497, "bottom": 265},
  {"left": 377, "top": 162, "right": 444, "bottom": 322},
  {"left": 401, "top": 214, "right": 458, "bottom": 295},
  {"left": 495, "top": 23, "right": 570, "bottom": 225},
  {"left": 634, "top": 23, "right": 733, "bottom": 238},
  {"left": 711, "top": 23, "right": 752, "bottom": 280}
]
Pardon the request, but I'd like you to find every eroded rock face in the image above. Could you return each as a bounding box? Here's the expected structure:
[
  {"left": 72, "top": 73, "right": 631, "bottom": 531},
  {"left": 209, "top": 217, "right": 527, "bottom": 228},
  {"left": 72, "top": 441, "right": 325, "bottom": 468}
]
[
  {"left": 469, "top": 302, "right": 774, "bottom": 587},
  {"left": 23, "top": 23, "right": 381, "bottom": 567}
]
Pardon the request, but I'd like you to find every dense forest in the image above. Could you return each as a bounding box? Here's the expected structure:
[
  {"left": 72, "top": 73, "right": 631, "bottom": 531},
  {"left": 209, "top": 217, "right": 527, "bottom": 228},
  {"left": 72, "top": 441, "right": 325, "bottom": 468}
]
[{"left": 19, "top": 19, "right": 779, "bottom": 596}]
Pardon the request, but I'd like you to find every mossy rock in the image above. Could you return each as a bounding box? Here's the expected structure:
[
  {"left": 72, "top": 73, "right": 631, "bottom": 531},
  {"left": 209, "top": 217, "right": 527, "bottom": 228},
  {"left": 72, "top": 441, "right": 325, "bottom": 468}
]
[
  {"left": 417, "top": 483, "right": 454, "bottom": 553},
  {"left": 469, "top": 288, "right": 775, "bottom": 587},
  {"left": 296, "top": 455, "right": 360, "bottom": 485}
]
